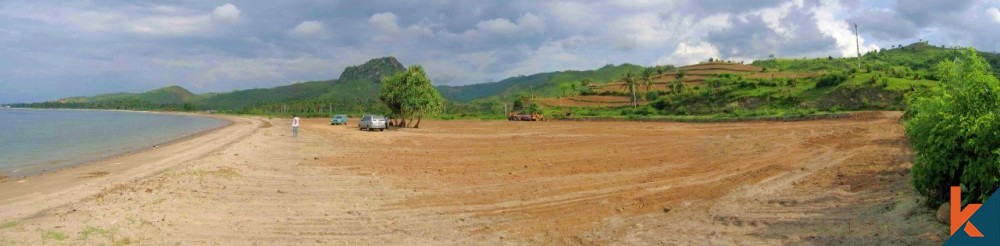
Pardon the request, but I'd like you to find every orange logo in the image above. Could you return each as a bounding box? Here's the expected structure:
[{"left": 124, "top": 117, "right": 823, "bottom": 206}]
[{"left": 952, "top": 186, "right": 985, "bottom": 237}]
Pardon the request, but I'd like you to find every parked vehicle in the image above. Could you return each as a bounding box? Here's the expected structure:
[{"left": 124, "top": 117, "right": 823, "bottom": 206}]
[
  {"left": 358, "top": 114, "right": 387, "bottom": 131},
  {"left": 507, "top": 112, "right": 546, "bottom": 121},
  {"left": 330, "top": 114, "right": 348, "bottom": 125}
]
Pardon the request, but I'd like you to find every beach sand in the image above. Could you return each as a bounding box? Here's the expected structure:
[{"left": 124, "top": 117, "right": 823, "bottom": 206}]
[{"left": 0, "top": 112, "right": 945, "bottom": 244}]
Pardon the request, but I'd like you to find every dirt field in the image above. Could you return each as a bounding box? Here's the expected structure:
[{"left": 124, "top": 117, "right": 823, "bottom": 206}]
[{"left": 0, "top": 112, "right": 946, "bottom": 244}]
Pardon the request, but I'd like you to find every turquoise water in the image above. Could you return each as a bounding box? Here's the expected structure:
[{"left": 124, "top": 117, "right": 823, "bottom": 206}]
[{"left": 0, "top": 109, "right": 227, "bottom": 177}]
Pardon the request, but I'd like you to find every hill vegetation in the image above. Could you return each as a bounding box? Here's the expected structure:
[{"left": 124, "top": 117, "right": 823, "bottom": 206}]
[
  {"left": 12, "top": 42, "right": 1000, "bottom": 122},
  {"left": 436, "top": 63, "right": 650, "bottom": 102},
  {"left": 508, "top": 42, "right": 1000, "bottom": 122},
  {"left": 14, "top": 57, "right": 407, "bottom": 116}
]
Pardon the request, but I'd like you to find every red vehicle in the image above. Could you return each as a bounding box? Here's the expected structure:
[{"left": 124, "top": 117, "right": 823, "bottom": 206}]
[{"left": 507, "top": 112, "right": 546, "bottom": 121}]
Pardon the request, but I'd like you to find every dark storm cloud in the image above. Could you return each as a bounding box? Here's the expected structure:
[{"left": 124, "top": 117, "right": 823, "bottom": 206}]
[
  {"left": 848, "top": 9, "right": 918, "bottom": 40},
  {"left": 895, "top": 0, "right": 975, "bottom": 26}
]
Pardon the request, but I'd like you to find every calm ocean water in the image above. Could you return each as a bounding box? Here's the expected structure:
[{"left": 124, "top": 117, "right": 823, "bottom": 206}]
[{"left": 0, "top": 109, "right": 226, "bottom": 177}]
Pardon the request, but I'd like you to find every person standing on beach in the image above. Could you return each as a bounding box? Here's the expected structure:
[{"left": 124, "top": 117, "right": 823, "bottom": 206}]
[{"left": 292, "top": 115, "right": 300, "bottom": 137}]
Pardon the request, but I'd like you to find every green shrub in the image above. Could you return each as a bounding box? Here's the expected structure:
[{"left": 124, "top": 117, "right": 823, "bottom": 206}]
[
  {"left": 645, "top": 91, "right": 660, "bottom": 101},
  {"left": 815, "top": 72, "right": 847, "bottom": 88},
  {"left": 621, "top": 106, "right": 654, "bottom": 116},
  {"left": 905, "top": 48, "right": 1000, "bottom": 206}
]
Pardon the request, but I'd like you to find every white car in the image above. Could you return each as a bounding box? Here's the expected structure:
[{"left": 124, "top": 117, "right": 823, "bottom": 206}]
[{"left": 358, "top": 114, "right": 386, "bottom": 131}]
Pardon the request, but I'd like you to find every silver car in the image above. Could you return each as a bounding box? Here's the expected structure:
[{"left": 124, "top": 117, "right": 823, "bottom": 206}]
[{"left": 358, "top": 114, "right": 387, "bottom": 131}]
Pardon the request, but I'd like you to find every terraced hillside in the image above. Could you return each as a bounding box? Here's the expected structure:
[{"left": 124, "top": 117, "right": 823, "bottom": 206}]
[{"left": 596, "top": 62, "right": 822, "bottom": 93}]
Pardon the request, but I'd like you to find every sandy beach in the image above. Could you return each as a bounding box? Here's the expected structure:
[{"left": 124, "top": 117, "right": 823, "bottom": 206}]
[{"left": 0, "top": 112, "right": 945, "bottom": 244}]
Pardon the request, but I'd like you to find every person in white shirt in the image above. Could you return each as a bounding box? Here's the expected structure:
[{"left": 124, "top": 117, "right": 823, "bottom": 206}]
[{"left": 291, "top": 115, "right": 300, "bottom": 137}]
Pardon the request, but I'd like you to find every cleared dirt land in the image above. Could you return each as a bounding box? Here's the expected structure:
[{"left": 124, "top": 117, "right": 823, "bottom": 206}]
[{"left": 0, "top": 112, "right": 946, "bottom": 245}]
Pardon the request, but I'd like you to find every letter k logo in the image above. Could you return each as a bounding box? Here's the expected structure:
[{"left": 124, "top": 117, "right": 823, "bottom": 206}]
[{"left": 952, "top": 186, "right": 985, "bottom": 237}]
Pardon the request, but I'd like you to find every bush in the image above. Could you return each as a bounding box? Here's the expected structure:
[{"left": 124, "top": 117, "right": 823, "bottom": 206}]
[
  {"left": 905, "top": 48, "right": 1000, "bottom": 206},
  {"left": 621, "top": 106, "right": 654, "bottom": 116},
  {"left": 650, "top": 99, "right": 670, "bottom": 111},
  {"left": 645, "top": 91, "right": 660, "bottom": 101},
  {"left": 815, "top": 72, "right": 847, "bottom": 88}
]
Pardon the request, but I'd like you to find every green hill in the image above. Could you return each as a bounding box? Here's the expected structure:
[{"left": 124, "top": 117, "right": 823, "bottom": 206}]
[
  {"left": 15, "top": 42, "right": 1000, "bottom": 119},
  {"left": 531, "top": 42, "right": 1000, "bottom": 120},
  {"left": 195, "top": 57, "right": 405, "bottom": 110},
  {"left": 437, "top": 63, "right": 647, "bottom": 102},
  {"left": 56, "top": 85, "right": 194, "bottom": 106},
  {"left": 753, "top": 42, "right": 1000, "bottom": 78},
  {"left": 338, "top": 57, "right": 406, "bottom": 82},
  {"left": 21, "top": 57, "right": 406, "bottom": 113}
]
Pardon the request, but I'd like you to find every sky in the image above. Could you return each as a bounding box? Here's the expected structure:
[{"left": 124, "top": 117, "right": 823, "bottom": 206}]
[{"left": 2, "top": 0, "right": 1000, "bottom": 103}]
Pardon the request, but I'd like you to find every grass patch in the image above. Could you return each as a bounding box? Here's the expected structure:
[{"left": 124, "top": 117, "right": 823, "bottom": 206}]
[
  {"left": 79, "top": 226, "right": 111, "bottom": 240},
  {"left": 77, "top": 226, "right": 130, "bottom": 245},
  {"left": 0, "top": 221, "right": 18, "bottom": 229},
  {"left": 42, "top": 230, "right": 68, "bottom": 241}
]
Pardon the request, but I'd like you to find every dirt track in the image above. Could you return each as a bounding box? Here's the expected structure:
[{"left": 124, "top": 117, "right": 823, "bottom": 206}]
[{"left": 0, "top": 112, "right": 946, "bottom": 244}]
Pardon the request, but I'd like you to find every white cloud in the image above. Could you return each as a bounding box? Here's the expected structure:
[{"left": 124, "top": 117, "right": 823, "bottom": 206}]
[
  {"left": 990, "top": 8, "right": 1000, "bottom": 23},
  {"left": 517, "top": 13, "right": 546, "bottom": 32},
  {"left": 149, "top": 5, "right": 183, "bottom": 14},
  {"left": 474, "top": 13, "right": 545, "bottom": 35},
  {"left": 755, "top": 1, "right": 797, "bottom": 37},
  {"left": 813, "top": 0, "right": 878, "bottom": 57},
  {"left": 211, "top": 4, "right": 241, "bottom": 23},
  {"left": 701, "top": 13, "right": 732, "bottom": 30},
  {"left": 546, "top": 1, "right": 593, "bottom": 29},
  {"left": 15, "top": 3, "right": 243, "bottom": 36},
  {"left": 657, "top": 42, "right": 721, "bottom": 66},
  {"left": 504, "top": 42, "right": 586, "bottom": 78},
  {"left": 369, "top": 12, "right": 400, "bottom": 32},
  {"left": 476, "top": 18, "right": 519, "bottom": 33},
  {"left": 290, "top": 21, "right": 325, "bottom": 36},
  {"left": 65, "top": 11, "right": 125, "bottom": 32}
]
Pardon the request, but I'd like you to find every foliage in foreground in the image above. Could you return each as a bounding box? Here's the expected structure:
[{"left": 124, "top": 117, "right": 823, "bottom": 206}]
[{"left": 905, "top": 48, "right": 1000, "bottom": 206}]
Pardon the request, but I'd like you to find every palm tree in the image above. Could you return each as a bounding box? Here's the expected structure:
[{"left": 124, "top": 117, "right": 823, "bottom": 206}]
[
  {"left": 640, "top": 67, "right": 655, "bottom": 92},
  {"left": 672, "top": 69, "right": 686, "bottom": 94},
  {"left": 620, "top": 71, "right": 639, "bottom": 108}
]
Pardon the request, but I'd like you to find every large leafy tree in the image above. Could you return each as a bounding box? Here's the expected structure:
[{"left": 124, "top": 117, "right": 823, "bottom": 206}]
[
  {"left": 619, "top": 71, "right": 639, "bottom": 108},
  {"left": 379, "top": 65, "right": 444, "bottom": 128},
  {"left": 905, "top": 48, "right": 1000, "bottom": 205}
]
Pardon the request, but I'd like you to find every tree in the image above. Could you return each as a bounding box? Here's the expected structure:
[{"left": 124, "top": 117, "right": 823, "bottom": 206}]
[
  {"left": 559, "top": 82, "right": 572, "bottom": 97},
  {"left": 620, "top": 71, "right": 639, "bottom": 108},
  {"left": 672, "top": 70, "right": 687, "bottom": 94},
  {"left": 905, "top": 48, "right": 1000, "bottom": 206},
  {"left": 379, "top": 65, "right": 444, "bottom": 128},
  {"left": 640, "top": 67, "right": 655, "bottom": 92},
  {"left": 581, "top": 78, "right": 595, "bottom": 93}
]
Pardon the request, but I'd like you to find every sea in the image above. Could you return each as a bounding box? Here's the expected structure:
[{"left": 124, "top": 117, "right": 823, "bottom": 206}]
[{"left": 0, "top": 108, "right": 227, "bottom": 177}]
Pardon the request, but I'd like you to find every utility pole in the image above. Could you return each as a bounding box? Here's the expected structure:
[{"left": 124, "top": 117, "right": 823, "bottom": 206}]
[{"left": 853, "top": 23, "right": 861, "bottom": 70}]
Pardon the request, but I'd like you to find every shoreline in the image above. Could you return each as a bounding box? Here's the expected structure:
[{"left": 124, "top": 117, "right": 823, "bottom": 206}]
[
  {"left": 0, "top": 112, "right": 260, "bottom": 221},
  {"left": 0, "top": 109, "right": 232, "bottom": 178},
  {"left": 0, "top": 110, "right": 232, "bottom": 179}
]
